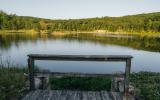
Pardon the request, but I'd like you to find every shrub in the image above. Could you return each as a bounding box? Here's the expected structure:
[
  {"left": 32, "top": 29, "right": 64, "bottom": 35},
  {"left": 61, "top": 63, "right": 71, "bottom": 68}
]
[{"left": 49, "top": 76, "right": 111, "bottom": 91}]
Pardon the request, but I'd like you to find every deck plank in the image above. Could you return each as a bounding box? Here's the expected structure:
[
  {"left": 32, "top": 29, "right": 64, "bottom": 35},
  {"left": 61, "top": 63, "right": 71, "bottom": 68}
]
[
  {"left": 111, "top": 92, "right": 123, "bottom": 100},
  {"left": 23, "top": 90, "right": 41, "bottom": 100},
  {"left": 22, "top": 90, "right": 123, "bottom": 100},
  {"left": 50, "top": 90, "right": 62, "bottom": 100},
  {"left": 100, "top": 91, "right": 112, "bottom": 100}
]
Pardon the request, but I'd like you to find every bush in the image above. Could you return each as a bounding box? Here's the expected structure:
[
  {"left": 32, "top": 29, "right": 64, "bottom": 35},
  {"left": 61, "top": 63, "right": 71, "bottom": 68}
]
[{"left": 49, "top": 76, "right": 111, "bottom": 91}]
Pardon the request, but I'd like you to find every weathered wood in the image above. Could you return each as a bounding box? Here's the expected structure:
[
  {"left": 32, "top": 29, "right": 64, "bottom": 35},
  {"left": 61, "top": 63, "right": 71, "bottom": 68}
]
[
  {"left": 22, "top": 90, "right": 126, "bottom": 100},
  {"left": 35, "top": 71, "right": 124, "bottom": 77},
  {"left": 50, "top": 90, "right": 62, "bottom": 100},
  {"left": 39, "top": 76, "right": 46, "bottom": 89},
  {"left": 23, "top": 90, "right": 40, "bottom": 100},
  {"left": 27, "top": 54, "right": 133, "bottom": 98},
  {"left": 101, "top": 91, "right": 112, "bottom": 100},
  {"left": 111, "top": 92, "right": 123, "bottom": 100},
  {"left": 124, "top": 58, "right": 131, "bottom": 99},
  {"left": 28, "top": 58, "right": 35, "bottom": 90},
  {"left": 28, "top": 54, "right": 132, "bottom": 61}
]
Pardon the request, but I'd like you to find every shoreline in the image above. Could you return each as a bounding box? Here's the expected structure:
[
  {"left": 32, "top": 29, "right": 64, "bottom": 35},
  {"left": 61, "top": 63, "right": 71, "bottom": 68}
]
[{"left": 0, "top": 29, "right": 160, "bottom": 37}]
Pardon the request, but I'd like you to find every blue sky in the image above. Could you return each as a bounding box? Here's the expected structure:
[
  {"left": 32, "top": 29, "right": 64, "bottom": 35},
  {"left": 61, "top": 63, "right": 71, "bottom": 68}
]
[{"left": 0, "top": 0, "right": 160, "bottom": 19}]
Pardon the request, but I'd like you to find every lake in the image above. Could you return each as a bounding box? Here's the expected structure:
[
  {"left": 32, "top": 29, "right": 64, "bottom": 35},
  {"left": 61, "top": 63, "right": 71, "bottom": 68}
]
[{"left": 0, "top": 33, "right": 160, "bottom": 73}]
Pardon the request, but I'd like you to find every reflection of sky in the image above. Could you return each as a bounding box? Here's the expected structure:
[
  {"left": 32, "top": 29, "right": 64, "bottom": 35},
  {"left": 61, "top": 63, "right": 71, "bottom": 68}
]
[
  {"left": 1, "top": 39, "right": 160, "bottom": 73},
  {"left": 0, "top": 0, "right": 160, "bottom": 19}
]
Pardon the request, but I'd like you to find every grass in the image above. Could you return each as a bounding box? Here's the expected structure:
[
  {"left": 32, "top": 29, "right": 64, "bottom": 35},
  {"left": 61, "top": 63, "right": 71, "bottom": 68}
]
[
  {"left": 130, "top": 72, "right": 160, "bottom": 100},
  {"left": 0, "top": 67, "right": 27, "bottom": 100},
  {"left": 49, "top": 76, "right": 111, "bottom": 91}
]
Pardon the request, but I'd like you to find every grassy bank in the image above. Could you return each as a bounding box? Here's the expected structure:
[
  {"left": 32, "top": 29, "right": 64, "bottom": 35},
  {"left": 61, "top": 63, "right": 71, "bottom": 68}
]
[
  {"left": 73, "top": 30, "right": 160, "bottom": 37},
  {"left": 0, "top": 29, "right": 160, "bottom": 37},
  {"left": 130, "top": 72, "right": 160, "bottom": 100},
  {"left": 0, "top": 67, "right": 27, "bottom": 100},
  {"left": 0, "top": 66, "right": 160, "bottom": 100},
  {"left": 0, "top": 29, "right": 37, "bottom": 34}
]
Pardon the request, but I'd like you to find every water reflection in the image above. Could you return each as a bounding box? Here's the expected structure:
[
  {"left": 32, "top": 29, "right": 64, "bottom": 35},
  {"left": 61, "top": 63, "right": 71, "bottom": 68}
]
[
  {"left": 0, "top": 33, "right": 160, "bottom": 52},
  {"left": 0, "top": 33, "right": 160, "bottom": 73}
]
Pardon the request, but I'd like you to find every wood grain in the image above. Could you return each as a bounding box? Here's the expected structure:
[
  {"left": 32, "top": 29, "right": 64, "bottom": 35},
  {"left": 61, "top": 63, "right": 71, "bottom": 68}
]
[{"left": 22, "top": 90, "right": 124, "bottom": 100}]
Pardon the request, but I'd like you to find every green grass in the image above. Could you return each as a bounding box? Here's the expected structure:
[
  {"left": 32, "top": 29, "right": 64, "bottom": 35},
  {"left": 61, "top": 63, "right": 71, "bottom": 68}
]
[
  {"left": 49, "top": 76, "right": 111, "bottom": 91},
  {"left": 131, "top": 72, "right": 160, "bottom": 100},
  {"left": 0, "top": 67, "right": 27, "bottom": 100}
]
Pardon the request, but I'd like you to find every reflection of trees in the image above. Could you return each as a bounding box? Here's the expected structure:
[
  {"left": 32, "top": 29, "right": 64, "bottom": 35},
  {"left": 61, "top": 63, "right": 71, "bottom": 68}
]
[
  {"left": 0, "top": 33, "right": 160, "bottom": 52},
  {"left": 0, "top": 35, "right": 12, "bottom": 50},
  {"left": 62, "top": 33, "right": 160, "bottom": 52},
  {"left": 0, "top": 33, "right": 38, "bottom": 51}
]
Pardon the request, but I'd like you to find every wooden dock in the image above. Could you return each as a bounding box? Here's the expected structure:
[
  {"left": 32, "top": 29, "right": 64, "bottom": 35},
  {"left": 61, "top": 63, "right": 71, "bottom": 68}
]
[
  {"left": 24, "top": 54, "right": 134, "bottom": 100},
  {"left": 22, "top": 90, "right": 124, "bottom": 100}
]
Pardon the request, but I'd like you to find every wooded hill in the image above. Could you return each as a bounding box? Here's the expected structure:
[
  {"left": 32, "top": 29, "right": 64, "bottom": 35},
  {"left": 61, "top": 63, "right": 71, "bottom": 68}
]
[{"left": 0, "top": 11, "right": 160, "bottom": 33}]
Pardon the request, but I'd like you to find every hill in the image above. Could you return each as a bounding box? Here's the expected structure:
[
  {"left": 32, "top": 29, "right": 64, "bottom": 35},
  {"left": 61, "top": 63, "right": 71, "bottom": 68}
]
[{"left": 0, "top": 11, "right": 160, "bottom": 34}]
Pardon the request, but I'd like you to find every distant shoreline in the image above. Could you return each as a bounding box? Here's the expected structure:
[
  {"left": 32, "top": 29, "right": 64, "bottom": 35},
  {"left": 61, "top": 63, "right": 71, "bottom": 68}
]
[{"left": 0, "top": 29, "right": 160, "bottom": 37}]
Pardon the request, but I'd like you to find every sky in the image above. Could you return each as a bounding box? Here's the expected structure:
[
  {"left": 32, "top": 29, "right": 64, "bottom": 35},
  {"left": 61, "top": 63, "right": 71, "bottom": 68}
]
[{"left": 0, "top": 0, "right": 160, "bottom": 19}]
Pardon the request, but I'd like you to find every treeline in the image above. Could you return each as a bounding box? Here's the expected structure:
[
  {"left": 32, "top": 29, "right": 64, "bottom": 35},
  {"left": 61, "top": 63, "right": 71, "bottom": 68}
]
[{"left": 0, "top": 10, "right": 160, "bottom": 33}]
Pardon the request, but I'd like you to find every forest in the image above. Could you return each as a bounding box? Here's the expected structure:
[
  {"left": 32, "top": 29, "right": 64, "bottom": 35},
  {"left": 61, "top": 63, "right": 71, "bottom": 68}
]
[{"left": 0, "top": 10, "right": 160, "bottom": 33}]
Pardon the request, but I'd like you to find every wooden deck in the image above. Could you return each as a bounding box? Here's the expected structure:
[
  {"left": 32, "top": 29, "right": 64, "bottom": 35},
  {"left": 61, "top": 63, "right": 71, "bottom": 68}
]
[
  {"left": 22, "top": 90, "right": 123, "bottom": 100},
  {"left": 25, "top": 54, "right": 134, "bottom": 100}
]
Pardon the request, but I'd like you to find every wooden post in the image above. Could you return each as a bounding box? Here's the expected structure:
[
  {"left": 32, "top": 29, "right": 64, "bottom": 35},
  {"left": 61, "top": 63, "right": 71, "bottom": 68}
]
[
  {"left": 28, "top": 57, "right": 35, "bottom": 90},
  {"left": 39, "top": 77, "right": 46, "bottom": 89},
  {"left": 124, "top": 58, "right": 131, "bottom": 98}
]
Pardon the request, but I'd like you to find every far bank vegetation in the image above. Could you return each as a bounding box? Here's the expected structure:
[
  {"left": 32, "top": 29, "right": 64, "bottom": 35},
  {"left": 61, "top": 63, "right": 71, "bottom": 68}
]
[{"left": 0, "top": 11, "right": 160, "bottom": 36}]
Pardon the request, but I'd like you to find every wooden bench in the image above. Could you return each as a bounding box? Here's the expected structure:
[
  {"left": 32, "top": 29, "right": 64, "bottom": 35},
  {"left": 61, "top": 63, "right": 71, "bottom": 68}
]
[{"left": 26, "top": 54, "right": 133, "bottom": 100}]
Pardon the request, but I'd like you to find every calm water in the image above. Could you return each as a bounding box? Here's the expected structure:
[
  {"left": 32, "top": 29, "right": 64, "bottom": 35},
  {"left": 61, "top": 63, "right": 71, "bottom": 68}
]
[{"left": 0, "top": 33, "right": 160, "bottom": 73}]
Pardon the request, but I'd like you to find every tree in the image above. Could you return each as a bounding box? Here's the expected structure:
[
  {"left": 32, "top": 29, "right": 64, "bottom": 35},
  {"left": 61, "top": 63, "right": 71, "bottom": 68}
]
[{"left": 39, "top": 19, "right": 47, "bottom": 30}]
